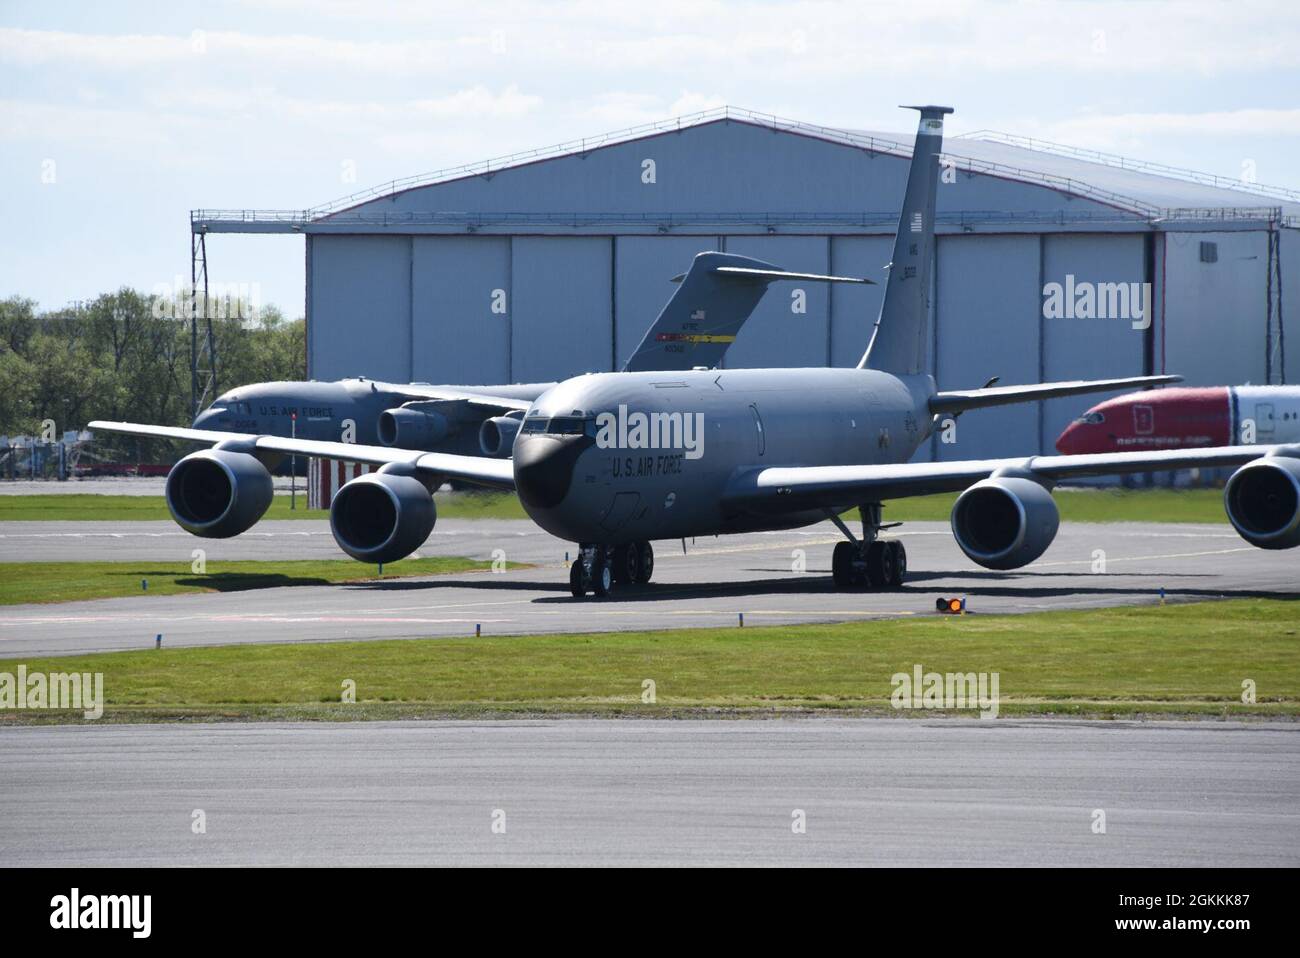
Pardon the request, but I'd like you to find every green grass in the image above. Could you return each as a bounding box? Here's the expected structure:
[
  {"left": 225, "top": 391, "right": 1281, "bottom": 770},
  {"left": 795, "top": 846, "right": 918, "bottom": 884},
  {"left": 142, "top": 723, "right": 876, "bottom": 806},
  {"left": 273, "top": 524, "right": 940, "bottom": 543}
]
[
  {"left": 0, "top": 487, "right": 1228, "bottom": 524},
  {"left": 876, "top": 487, "right": 1228, "bottom": 525},
  {"left": 0, "top": 490, "right": 529, "bottom": 522},
  {"left": 0, "top": 557, "right": 504, "bottom": 606},
  {"left": 2, "top": 598, "right": 1294, "bottom": 724}
]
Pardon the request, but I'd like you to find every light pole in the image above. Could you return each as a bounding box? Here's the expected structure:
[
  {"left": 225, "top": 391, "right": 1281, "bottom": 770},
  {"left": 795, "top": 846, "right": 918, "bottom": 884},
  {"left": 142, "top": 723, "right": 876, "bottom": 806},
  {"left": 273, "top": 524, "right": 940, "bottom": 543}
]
[{"left": 290, "top": 412, "right": 297, "bottom": 511}]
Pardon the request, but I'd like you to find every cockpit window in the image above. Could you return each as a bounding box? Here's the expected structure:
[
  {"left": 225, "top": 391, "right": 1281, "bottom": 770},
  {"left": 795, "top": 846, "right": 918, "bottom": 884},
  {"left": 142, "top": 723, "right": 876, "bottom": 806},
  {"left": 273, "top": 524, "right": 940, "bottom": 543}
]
[
  {"left": 546, "top": 417, "right": 587, "bottom": 435},
  {"left": 522, "top": 416, "right": 595, "bottom": 437},
  {"left": 1074, "top": 412, "right": 1105, "bottom": 425}
]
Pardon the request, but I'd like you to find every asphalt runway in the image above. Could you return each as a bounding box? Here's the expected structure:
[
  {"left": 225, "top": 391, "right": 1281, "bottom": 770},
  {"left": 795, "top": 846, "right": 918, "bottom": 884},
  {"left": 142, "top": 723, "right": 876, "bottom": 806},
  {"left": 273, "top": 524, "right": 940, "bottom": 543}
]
[
  {"left": 1, "top": 718, "right": 1295, "bottom": 866},
  {"left": 1, "top": 519, "right": 1296, "bottom": 658},
  {"left": 0, "top": 477, "right": 301, "bottom": 496}
]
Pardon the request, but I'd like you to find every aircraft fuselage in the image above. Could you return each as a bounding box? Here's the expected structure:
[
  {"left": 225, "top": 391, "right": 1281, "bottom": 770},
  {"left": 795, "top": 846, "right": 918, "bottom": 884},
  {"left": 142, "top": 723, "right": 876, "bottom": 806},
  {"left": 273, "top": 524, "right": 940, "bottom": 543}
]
[{"left": 514, "top": 367, "right": 935, "bottom": 543}]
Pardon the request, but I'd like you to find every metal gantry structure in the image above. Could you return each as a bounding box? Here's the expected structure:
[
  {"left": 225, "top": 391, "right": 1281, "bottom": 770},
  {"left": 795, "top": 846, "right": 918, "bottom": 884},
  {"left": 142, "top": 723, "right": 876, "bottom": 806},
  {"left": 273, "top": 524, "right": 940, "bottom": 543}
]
[{"left": 189, "top": 229, "right": 217, "bottom": 421}]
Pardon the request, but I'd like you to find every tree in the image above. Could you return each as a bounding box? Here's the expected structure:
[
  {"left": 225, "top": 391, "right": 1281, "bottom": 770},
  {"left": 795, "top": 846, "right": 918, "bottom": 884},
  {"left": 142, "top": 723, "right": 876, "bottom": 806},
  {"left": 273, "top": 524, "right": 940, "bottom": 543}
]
[{"left": 0, "top": 288, "right": 305, "bottom": 441}]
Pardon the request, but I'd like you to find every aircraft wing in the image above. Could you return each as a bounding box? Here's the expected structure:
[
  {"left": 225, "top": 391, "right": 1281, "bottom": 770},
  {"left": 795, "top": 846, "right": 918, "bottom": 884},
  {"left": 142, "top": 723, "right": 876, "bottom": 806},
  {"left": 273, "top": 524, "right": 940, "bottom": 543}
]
[
  {"left": 372, "top": 384, "right": 537, "bottom": 412},
  {"left": 87, "top": 421, "right": 516, "bottom": 489},
  {"left": 930, "top": 375, "right": 1182, "bottom": 415},
  {"left": 723, "top": 444, "right": 1286, "bottom": 513}
]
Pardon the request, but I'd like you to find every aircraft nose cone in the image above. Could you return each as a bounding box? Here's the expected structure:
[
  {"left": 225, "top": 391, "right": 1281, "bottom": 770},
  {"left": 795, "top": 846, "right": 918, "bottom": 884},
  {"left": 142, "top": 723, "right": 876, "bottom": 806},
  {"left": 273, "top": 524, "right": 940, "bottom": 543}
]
[
  {"left": 514, "top": 435, "right": 588, "bottom": 510},
  {"left": 192, "top": 409, "right": 222, "bottom": 431},
  {"left": 1055, "top": 422, "right": 1082, "bottom": 455}
]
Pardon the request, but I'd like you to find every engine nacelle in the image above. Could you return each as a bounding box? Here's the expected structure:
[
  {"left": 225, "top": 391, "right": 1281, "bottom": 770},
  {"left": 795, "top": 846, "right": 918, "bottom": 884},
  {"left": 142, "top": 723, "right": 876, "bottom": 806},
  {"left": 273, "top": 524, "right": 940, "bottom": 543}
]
[
  {"left": 165, "top": 448, "right": 274, "bottom": 538},
  {"left": 951, "top": 476, "right": 1060, "bottom": 570},
  {"left": 479, "top": 415, "right": 523, "bottom": 457},
  {"left": 378, "top": 406, "right": 450, "bottom": 448},
  {"left": 1224, "top": 456, "right": 1300, "bottom": 549},
  {"left": 329, "top": 470, "right": 436, "bottom": 564}
]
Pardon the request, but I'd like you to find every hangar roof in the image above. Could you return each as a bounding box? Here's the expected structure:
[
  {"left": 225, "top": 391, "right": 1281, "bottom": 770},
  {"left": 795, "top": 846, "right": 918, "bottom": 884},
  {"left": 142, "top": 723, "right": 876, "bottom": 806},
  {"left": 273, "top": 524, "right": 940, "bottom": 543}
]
[
  {"left": 193, "top": 106, "right": 1299, "bottom": 234},
  {"left": 944, "top": 130, "right": 1300, "bottom": 218}
]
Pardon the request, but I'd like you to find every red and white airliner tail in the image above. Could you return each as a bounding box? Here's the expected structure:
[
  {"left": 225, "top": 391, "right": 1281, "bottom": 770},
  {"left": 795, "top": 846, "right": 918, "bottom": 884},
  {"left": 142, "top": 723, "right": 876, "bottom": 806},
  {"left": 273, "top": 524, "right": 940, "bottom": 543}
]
[{"left": 1056, "top": 385, "right": 1300, "bottom": 455}]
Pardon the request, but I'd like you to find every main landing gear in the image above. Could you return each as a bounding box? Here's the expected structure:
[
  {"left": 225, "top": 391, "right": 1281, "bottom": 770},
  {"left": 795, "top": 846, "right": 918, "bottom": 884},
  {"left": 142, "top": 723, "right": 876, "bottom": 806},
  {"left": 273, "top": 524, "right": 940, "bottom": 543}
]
[
  {"left": 570, "top": 541, "right": 654, "bottom": 598},
  {"left": 829, "top": 503, "right": 907, "bottom": 590}
]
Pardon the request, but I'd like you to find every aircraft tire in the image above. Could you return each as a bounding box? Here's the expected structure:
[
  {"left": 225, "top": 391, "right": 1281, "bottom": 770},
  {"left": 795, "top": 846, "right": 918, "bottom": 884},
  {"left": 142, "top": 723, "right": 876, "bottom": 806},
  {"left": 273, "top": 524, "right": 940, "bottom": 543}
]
[
  {"left": 865, "top": 541, "right": 889, "bottom": 588},
  {"left": 634, "top": 541, "right": 654, "bottom": 584},
  {"left": 887, "top": 541, "right": 907, "bottom": 588},
  {"left": 569, "top": 559, "right": 587, "bottom": 598},
  {"left": 832, "top": 541, "right": 855, "bottom": 588},
  {"left": 612, "top": 544, "right": 637, "bottom": 584},
  {"left": 592, "top": 561, "right": 613, "bottom": 597}
]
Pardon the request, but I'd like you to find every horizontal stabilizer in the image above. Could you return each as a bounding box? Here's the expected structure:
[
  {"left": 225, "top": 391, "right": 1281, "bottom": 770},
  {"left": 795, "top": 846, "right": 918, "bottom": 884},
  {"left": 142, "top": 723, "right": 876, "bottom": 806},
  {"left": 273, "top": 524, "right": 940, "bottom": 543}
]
[
  {"left": 930, "top": 375, "right": 1182, "bottom": 416},
  {"left": 713, "top": 267, "right": 874, "bottom": 285}
]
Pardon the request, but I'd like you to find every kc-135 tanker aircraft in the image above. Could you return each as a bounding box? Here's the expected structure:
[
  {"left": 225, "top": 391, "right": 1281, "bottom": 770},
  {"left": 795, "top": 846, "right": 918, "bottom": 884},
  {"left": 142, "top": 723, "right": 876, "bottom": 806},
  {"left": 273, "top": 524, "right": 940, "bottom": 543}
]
[{"left": 92, "top": 105, "right": 1300, "bottom": 598}]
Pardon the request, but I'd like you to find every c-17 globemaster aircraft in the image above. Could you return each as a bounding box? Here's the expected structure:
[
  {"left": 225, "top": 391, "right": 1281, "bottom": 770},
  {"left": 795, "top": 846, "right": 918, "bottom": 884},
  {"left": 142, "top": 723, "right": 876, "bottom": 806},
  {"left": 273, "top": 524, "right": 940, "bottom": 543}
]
[
  {"left": 93, "top": 105, "right": 1299, "bottom": 598},
  {"left": 193, "top": 250, "right": 864, "bottom": 458}
]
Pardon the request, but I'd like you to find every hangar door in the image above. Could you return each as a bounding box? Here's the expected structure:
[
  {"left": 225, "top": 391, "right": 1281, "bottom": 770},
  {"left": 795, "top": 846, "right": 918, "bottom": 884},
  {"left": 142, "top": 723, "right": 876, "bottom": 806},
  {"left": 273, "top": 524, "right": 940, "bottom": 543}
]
[
  {"left": 309, "top": 235, "right": 412, "bottom": 382},
  {"left": 933, "top": 235, "right": 1041, "bottom": 460},
  {"left": 511, "top": 237, "right": 613, "bottom": 383},
  {"left": 1040, "top": 234, "right": 1146, "bottom": 453},
  {"left": 412, "top": 237, "right": 510, "bottom": 385}
]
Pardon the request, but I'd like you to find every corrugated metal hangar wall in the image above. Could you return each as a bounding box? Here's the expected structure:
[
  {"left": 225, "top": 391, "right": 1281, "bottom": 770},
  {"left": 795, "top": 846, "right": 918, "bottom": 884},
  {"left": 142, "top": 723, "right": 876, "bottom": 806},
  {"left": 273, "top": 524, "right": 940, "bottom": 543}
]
[{"left": 213, "top": 112, "right": 1298, "bottom": 462}]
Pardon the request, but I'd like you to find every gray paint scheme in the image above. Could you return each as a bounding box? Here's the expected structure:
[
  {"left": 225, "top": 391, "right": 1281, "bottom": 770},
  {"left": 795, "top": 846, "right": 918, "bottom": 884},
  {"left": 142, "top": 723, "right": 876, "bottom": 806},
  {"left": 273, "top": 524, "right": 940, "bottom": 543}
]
[
  {"left": 292, "top": 112, "right": 1292, "bottom": 463},
  {"left": 195, "top": 250, "right": 841, "bottom": 453},
  {"left": 96, "top": 107, "right": 1280, "bottom": 583}
]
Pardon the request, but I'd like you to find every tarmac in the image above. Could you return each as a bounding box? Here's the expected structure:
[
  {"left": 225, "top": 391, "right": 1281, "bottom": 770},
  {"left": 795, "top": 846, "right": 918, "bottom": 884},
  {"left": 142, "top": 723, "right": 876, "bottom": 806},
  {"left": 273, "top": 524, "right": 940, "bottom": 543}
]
[
  {"left": 1, "top": 518, "right": 1294, "bottom": 657},
  {"left": 1, "top": 718, "right": 1295, "bottom": 867}
]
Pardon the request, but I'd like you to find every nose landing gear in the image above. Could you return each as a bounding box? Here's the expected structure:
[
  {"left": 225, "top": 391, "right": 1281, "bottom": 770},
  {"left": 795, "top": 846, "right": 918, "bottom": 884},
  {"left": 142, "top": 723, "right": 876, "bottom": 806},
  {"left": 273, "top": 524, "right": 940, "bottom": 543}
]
[
  {"left": 570, "top": 540, "right": 655, "bottom": 598},
  {"left": 828, "top": 504, "right": 906, "bottom": 590}
]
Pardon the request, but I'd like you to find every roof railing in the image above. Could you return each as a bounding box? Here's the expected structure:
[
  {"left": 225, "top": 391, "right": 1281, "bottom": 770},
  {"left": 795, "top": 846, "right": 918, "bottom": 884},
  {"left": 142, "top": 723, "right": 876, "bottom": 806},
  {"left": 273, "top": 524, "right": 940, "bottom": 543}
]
[
  {"left": 188, "top": 107, "right": 1299, "bottom": 229},
  {"left": 957, "top": 129, "right": 1300, "bottom": 205},
  {"left": 190, "top": 206, "right": 1285, "bottom": 230},
  {"left": 298, "top": 106, "right": 923, "bottom": 216},
  {"left": 294, "top": 106, "right": 1189, "bottom": 220}
]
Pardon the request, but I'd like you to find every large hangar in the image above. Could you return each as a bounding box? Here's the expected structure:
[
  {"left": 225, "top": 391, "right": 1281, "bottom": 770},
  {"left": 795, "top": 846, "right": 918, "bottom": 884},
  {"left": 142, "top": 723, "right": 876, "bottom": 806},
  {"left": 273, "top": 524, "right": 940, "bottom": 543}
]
[{"left": 194, "top": 107, "right": 1299, "bottom": 461}]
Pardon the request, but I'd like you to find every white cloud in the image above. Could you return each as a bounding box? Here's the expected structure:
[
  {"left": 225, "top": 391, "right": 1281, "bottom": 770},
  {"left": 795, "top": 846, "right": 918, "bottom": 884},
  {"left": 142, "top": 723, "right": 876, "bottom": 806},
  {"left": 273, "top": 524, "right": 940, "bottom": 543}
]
[
  {"left": 5, "top": 2, "right": 1299, "bottom": 85},
  {"left": 1048, "top": 108, "right": 1300, "bottom": 144}
]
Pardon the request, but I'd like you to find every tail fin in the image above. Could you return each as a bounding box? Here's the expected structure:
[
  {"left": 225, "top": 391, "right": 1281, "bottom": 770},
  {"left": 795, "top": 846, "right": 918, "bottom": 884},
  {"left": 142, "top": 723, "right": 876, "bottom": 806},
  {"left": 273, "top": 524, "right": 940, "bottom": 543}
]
[
  {"left": 859, "top": 104, "right": 953, "bottom": 375},
  {"left": 622, "top": 251, "right": 870, "bottom": 372}
]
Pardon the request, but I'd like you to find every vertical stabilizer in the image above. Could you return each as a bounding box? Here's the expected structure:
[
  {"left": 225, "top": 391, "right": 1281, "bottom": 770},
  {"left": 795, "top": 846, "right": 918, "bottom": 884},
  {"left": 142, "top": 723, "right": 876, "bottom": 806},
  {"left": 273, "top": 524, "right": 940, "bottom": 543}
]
[
  {"left": 622, "top": 253, "right": 779, "bottom": 372},
  {"left": 858, "top": 105, "right": 952, "bottom": 374},
  {"left": 622, "top": 252, "right": 869, "bottom": 372}
]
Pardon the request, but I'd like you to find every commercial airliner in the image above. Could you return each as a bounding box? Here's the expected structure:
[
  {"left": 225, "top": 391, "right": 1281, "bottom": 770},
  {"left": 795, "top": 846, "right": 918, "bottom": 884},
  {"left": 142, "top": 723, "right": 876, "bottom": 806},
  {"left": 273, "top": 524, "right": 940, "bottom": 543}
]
[
  {"left": 1057, "top": 385, "right": 1300, "bottom": 454},
  {"left": 194, "top": 251, "right": 865, "bottom": 458},
  {"left": 92, "top": 105, "right": 1297, "bottom": 598}
]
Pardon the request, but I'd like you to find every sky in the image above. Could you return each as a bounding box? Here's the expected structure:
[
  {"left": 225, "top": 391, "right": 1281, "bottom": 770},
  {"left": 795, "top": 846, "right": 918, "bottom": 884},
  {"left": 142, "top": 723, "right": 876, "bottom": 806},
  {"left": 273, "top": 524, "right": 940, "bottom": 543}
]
[{"left": 2, "top": 0, "right": 1298, "bottom": 315}]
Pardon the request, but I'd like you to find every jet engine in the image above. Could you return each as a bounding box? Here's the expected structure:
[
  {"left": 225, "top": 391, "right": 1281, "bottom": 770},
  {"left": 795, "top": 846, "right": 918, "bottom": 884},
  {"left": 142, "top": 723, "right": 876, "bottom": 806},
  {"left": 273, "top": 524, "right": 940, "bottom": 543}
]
[
  {"left": 479, "top": 414, "right": 523, "bottom": 457},
  {"left": 951, "top": 476, "right": 1059, "bottom": 570},
  {"left": 1224, "top": 455, "right": 1300, "bottom": 549},
  {"left": 329, "top": 470, "right": 436, "bottom": 564},
  {"left": 165, "top": 448, "right": 274, "bottom": 538},
  {"left": 377, "top": 405, "right": 450, "bottom": 448}
]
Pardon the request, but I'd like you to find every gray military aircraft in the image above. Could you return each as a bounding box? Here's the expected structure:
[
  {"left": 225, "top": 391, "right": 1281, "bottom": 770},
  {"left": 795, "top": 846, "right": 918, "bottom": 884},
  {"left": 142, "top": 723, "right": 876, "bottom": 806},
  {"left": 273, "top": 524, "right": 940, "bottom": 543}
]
[
  {"left": 194, "top": 250, "right": 866, "bottom": 458},
  {"left": 93, "top": 105, "right": 1298, "bottom": 599}
]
